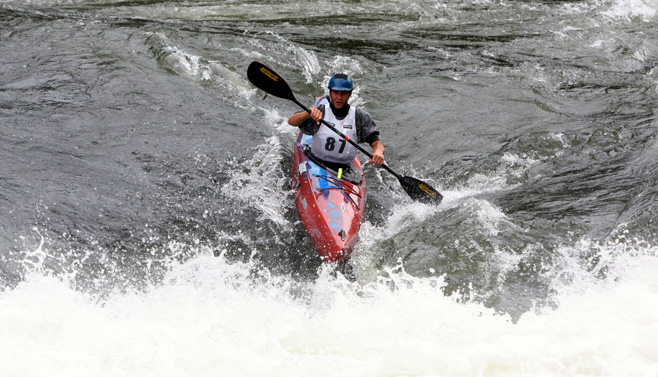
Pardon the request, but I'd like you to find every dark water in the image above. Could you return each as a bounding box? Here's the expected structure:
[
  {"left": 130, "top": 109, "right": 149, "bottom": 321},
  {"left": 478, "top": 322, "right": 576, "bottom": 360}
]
[{"left": 1, "top": 0, "right": 657, "bottom": 320}]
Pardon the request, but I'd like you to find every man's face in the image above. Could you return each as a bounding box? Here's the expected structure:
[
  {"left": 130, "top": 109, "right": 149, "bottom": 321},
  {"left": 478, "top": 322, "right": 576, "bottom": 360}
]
[{"left": 329, "top": 90, "right": 352, "bottom": 109}]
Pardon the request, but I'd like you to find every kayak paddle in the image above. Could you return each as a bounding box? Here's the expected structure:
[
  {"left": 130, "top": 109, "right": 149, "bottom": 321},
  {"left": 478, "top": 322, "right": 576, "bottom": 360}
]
[{"left": 247, "top": 61, "right": 443, "bottom": 205}]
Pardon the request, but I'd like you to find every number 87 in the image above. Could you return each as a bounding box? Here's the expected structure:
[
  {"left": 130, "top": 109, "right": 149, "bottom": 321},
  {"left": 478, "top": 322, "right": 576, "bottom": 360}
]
[{"left": 324, "top": 137, "right": 346, "bottom": 153}]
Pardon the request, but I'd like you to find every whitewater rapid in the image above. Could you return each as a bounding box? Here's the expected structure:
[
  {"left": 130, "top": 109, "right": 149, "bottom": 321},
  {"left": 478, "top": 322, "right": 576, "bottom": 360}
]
[{"left": 2, "top": 238, "right": 657, "bottom": 377}]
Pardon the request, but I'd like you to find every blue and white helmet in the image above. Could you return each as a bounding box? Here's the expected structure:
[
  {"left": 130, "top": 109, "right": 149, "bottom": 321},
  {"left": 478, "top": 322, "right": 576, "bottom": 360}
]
[{"left": 328, "top": 73, "right": 354, "bottom": 91}]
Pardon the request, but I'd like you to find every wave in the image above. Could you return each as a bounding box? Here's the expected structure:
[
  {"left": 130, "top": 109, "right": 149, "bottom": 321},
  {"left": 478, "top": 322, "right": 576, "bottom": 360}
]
[{"left": 1, "top": 241, "right": 656, "bottom": 376}]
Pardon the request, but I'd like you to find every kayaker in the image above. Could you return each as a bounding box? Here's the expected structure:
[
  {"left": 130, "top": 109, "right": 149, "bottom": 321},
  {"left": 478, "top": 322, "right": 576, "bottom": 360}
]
[{"left": 288, "top": 73, "right": 385, "bottom": 170}]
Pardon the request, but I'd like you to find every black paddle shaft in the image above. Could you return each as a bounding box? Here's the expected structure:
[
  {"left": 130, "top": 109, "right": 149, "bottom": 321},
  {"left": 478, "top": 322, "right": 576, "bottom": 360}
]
[{"left": 247, "top": 61, "right": 443, "bottom": 205}]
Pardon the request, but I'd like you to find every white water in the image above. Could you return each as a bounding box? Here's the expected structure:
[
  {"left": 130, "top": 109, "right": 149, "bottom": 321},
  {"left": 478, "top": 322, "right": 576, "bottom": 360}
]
[{"left": 2, "top": 239, "right": 657, "bottom": 377}]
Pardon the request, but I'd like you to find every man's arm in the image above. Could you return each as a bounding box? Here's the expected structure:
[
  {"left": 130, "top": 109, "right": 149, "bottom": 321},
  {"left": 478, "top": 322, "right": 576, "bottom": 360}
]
[
  {"left": 288, "top": 107, "right": 323, "bottom": 127},
  {"left": 288, "top": 111, "right": 310, "bottom": 127},
  {"left": 355, "top": 109, "right": 385, "bottom": 165},
  {"left": 370, "top": 140, "right": 385, "bottom": 166}
]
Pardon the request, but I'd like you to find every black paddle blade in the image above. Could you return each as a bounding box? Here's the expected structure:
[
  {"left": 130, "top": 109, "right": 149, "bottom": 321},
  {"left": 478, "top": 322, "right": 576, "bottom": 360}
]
[
  {"left": 398, "top": 176, "right": 443, "bottom": 205},
  {"left": 247, "top": 61, "right": 295, "bottom": 101}
]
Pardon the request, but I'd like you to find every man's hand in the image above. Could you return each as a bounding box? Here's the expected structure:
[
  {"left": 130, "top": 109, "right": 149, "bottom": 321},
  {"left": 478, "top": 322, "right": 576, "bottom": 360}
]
[
  {"left": 308, "top": 107, "right": 322, "bottom": 125},
  {"left": 370, "top": 140, "right": 385, "bottom": 166}
]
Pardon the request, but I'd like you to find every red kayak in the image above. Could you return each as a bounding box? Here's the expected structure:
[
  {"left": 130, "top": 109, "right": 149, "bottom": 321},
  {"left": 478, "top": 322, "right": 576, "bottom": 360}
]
[{"left": 291, "top": 131, "right": 367, "bottom": 263}]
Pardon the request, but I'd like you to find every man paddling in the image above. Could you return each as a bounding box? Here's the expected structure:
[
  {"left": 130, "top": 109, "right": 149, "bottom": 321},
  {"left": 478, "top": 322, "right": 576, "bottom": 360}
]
[
  {"left": 288, "top": 74, "right": 385, "bottom": 170},
  {"left": 248, "top": 61, "right": 442, "bottom": 205}
]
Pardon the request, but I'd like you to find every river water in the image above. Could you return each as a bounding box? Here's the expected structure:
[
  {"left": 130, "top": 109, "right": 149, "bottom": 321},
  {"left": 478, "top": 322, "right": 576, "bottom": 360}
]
[{"left": 1, "top": 0, "right": 658, "bottom": 375}]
